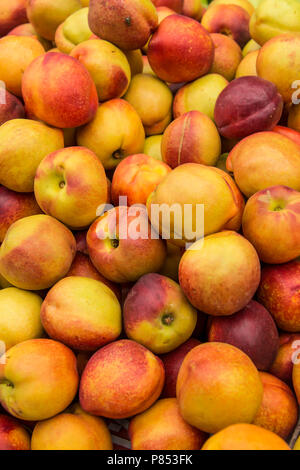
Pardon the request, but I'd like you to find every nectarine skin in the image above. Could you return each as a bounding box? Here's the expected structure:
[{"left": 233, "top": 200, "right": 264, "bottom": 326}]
[
  {"left": 147, "top": 14, "right": 214, "bottom": 83},
  {"left": 147, "top": 164, "right": 244, "bottom": 247},
  {"left": 270, "top": 333, "right": 300, "bottom": 387},
  {"left": 124, "top": 273, "right": 198, "bottom": 354},
  {"left": 22, "top": 52, "right": 98, "bottom": 129},
  {"left": 41, "top": 276, "right": 122, "bottom": 351},
  {"left": 161, "top": 111, "right": 221, "bottom": 168},
  {"left": 0, "top": 287, "right": 43, "bottom": 351},
  {"left": 235, "top": 49, "right": 259, "bottom": 78},
  {"left": 66, "top": 252, "right": 121, "bottom": 301},
  {"left": 257, "top": 33, "right": 300, "bottom": 103},
  {"left": 27, "top": 0, "right": 82, "bottom": 41},
  {"left": 124, "top": 49, "right": 144, "bottom": 76},
  {"left": 208, "top": 300, "right": 279, "bottom": 370},
  {"left": 0, "top": 91, "right": 25, "bottom": 126},
  {"left": 31, "top": 404, "right": 113, "bottom": 450},
  {"left": 7, "top": 23, "right": 52, "bottom": 51},
  {"left": 87, "top": 207, "right": 167, "bottom": 284},
  {"left": 34, "top": 146, "right": 108, "bottom": 229},
  {"left": 179, "top": 231, "right": 261, "bottom": 316},
  {"left": 0, "top": 118, "right": 64, "bottom": 193},
  {"left": 88, "top": 0, "right": 158, "bottom": 50},
  {"left": 160, "top": 338, "right": 201, "bottom": 398},
  {"left": 129, "top": 399, "right": 207, "bottom": 450},
  {"left": 0, "top": 35, "right": 45, "bottom": 98},
  {"left": 253, "top": 372, "right": 298, "bottom": 440},
  {"left": 201, "top": 3, "right": 250, "bottom": 47},
  {"left": 76, "top": 99, "right": 145, "bottom": 170},
  {"left": 124, "top": 73, "right": 173, "bottom": 136},
  {"left": 0, "top": 339, "right": 79, "bottom": 421},
  {"left": 152, "top": 0, "right": 182, "bottom": 12},
  {"left": 209, "top": 0, "right": 254, "bottom": 17},
  {"left": 227, "top": 131, "right": 300, "bottom": 197},
  {"left": 0, "top": 215, "right": 76, "bottom": 291},
  {"left": 177, "top": 342, "right": 263, "bottom": 434},
  {"left": 250, "top": 0, "right": 300, "bottom": 46},
  {"left": 0, "top": 414, "right": 30, "bottom": 450},
  {"left": 214, "top": 76, "right": 283, "bottom": 140},
  {"left": 210, "top": 33, "right": 242, "bottom": 81},
  {"left": 242, "top": 185, "right": 300, "bottom": 264},
  {"left": 71, "top": 39, "right": 131, "bottom": 102},
  {"left": 202, "top": 423, "right": 290, "bottom": 450},
  {"left": 273, "top": 125, "right": 300, "bottom": 147},
  {"left": 55, "top": 8, "right": 92, "bottom": 54},
  {"left": 111, "top": 154, "right": 171, "bottom": 206},
  {"left": 0, "top": 0, "right": 28, "bottom": 37},
  {"left": 258, "top": 260, "right": 300, "bottom": 332},
  {"left": 79, "top": 340, "right": 165, "bottom": 419},
  {"left": 173, "top": 73, "right": 228, "bottom": 120},
  {"left": 0, "top": 186, "right": 41, "bottom": 242}
]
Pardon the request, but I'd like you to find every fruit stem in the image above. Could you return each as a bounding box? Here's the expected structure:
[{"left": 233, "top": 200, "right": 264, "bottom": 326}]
[
  {"left": 162, "top": 313, "right": 174, "bottom": 326},
  {"left": 112, "top": 149, "right": 124, "bottom": 160},
  {"left": 111, "top": 238, "right": 119, "bottom": 249},
  {"left": 0, "top": 379, "right": 14, "bottom": 388}
]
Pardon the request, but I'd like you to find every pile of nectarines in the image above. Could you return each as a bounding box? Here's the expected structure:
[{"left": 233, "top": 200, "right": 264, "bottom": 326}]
[{"left": 1, "top": 0, "right": 300, "bottom": 452}]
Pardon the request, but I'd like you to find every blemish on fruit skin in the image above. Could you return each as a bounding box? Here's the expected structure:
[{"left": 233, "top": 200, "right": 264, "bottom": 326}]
[
  {"left": 125, "top": 17, "right": 131, "bottom": 26},
  {"left": 162, "top": 313, "right": 175, "bottom": 326}
]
